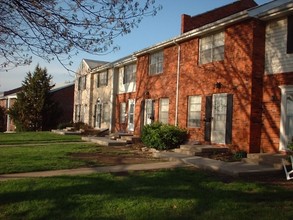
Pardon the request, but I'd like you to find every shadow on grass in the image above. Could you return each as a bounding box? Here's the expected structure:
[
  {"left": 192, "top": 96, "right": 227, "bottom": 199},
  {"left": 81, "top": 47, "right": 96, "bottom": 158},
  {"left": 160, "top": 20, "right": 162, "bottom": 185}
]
[{"left": 0, "top": 168, "right": 293, "bottom": 219}]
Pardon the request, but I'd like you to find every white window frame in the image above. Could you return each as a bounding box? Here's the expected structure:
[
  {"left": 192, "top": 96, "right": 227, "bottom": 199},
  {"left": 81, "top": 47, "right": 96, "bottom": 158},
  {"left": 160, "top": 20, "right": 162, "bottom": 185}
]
[
  {"left": 159, "top": 98, "right": 169, "bottom": 124},
  {"left": 149, "top": 50, "right": 163, "bottom": 75},
  {"left": 188, "top": 96, "right": 202, "bottom": 128},
  {"left": 124, "top": 64, "right": 136, "bottom": 84},
  {"left": 199, "top": 31, "right": 225, "bottom": 65}
]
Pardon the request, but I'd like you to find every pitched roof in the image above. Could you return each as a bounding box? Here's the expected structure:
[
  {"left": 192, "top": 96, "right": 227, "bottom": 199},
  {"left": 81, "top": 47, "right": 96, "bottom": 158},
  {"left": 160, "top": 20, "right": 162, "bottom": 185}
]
[{"left": 83, "top": 59, "right": 108, "bottom": 70}]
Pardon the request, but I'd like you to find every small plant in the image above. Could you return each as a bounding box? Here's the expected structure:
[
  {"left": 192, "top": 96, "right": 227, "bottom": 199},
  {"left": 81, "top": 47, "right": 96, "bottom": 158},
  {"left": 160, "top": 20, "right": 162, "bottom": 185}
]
[
  {"left": 287, "top": 142, "right": 293, "bottom": 151},
  {"left": 57, "top": 122, "right": 73, "bottom": 130},
  {"left": 141, "top": 122, "right": 188, "bottom": 150},
  {"left": 233, "top": 150, "right": 247, "bottom": 160}
]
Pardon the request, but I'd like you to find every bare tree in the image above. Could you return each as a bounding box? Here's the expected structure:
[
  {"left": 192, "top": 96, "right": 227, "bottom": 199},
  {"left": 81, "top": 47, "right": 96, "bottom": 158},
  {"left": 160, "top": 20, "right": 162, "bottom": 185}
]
[{"left": 0, "top": 0, "right": 161, "bottom": 70}]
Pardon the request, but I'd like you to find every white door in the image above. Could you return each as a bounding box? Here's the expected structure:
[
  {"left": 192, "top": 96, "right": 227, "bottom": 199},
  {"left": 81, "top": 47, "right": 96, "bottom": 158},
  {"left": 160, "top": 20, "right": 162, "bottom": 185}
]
[
  {"left": 280, "top": 86, "right": 293, "bottom": 151},
  {"left": 128, "top": 99, "right": 135, "bottom": 132},
  {"left": 211, "top": 93, "right": 227, "bottom": 144},
  {"left": 144, "top": 99, "right": 154, "bottom": 125},
  {"left": 95, "top": 103, "right": 102, "bottom": 128},
  {"left": 285, "top": 94, "right": 293, "bottom": 145}
]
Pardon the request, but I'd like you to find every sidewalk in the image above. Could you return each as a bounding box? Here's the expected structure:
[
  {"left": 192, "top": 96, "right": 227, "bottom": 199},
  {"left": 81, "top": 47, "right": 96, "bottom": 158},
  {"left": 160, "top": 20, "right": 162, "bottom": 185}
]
[
  {"left": 0, "top": 161, "right": 186, "bottom": 181},
  {"left": 0, "top": 154, "right": 284, "bottom": 181}
]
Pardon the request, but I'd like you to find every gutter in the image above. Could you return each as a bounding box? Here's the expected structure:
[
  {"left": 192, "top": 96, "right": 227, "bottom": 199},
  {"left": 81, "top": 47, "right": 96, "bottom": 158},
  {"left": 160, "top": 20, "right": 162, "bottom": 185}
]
[{"left": 173, "top": 40, "right": 181, "bottom": 126}]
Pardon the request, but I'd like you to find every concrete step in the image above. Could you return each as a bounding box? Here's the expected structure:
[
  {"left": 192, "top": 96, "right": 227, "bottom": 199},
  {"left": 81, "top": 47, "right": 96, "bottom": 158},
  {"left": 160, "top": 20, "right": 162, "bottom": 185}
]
[
  {"left": 177, "top": 145, "right": 229, "bottom": 156},
  {"left": 153, "top": 151, "right": 192, "bottom": 162},
  {"left": 243, "top": 153, "right": 287, "bottom": 169},
  {"left": 82, "top": 136, "right": 127, "bottom": 146}
]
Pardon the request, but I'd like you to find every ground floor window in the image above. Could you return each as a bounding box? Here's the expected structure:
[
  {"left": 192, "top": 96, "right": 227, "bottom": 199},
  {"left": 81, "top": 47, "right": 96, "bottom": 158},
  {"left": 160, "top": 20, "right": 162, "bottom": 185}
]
[
  {"left": 159, "top": 98, "right": 169, "bottom": 124},
  {"left": 188, "top": 96, "right": 202, "bottom": 127}
]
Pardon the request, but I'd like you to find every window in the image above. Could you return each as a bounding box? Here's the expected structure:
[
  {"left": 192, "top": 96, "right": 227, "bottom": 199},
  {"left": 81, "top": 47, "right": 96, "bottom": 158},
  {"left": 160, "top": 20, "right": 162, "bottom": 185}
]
[
  {"left": 74, "top": 105, "right": 80, "bottom": 121},
  {"left": 287, "top": 15, "right": 293, "bottom": 54},
  {"left": 199, "top": 31, "right": 225, "bottom": 64},
  {"left": 149, "top": 50, "right": 163, "bottom": 75},
  {"left": 97, "top": 71, "right": 108, "bottom": 87},
  {"left": 159, "top": 98, "right": 169, "bottom": 124},
  {"left": 78, "top": 76, "right": 86, "bottom": 90},
  {"left": 188, "top": 96, "right": 202, "bottom": 128},
  {"left": 124, "top": 64, "right": 136, "bottom": 84},
  {"left": 120, "top": 102, "right": 126, "bottom": 124}
]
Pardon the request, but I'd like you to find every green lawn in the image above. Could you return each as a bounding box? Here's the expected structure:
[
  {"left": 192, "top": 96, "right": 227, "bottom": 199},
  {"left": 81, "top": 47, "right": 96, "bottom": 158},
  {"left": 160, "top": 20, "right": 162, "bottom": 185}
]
[
  {"left": 0, "top": 132, "right": 101, "bottom": 174},
  {"left": 0, "top": 132, "right": 82, "bottom": 145},
  {"left": 0, "top": 168, "right": 292, "bottom": 220}
]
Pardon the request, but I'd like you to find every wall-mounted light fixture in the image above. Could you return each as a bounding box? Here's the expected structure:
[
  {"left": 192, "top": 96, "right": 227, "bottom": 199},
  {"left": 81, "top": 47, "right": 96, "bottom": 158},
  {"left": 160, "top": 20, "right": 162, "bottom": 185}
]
[
  {"left": 144, "top": 91, "right": 150, "bottom": 99},
  {"left": 214, "top": 82, "right": 222, "bottom": 89}
]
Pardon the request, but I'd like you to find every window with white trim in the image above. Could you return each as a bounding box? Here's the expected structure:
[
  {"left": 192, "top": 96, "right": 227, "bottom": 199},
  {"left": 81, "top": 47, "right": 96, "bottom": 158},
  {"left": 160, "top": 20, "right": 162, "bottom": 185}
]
[
  {"left": 124, "top": 64, "right": 136, "bottom": 84},
  {"left": 188, "top": 96, "right": 202, "bottom": 128},
  {"left": 149, "top": 50, "right": 163, "bottom": 75},
  {"left": 120, "top": 102, "right": 126, "bottom": 124},
  {"left": 199, "top": 31, "right": 225, "bottom": 64},
  {"left": 159, "top": 98, "right": 169, "bottom": 124},
  {"left": 97, "top": 71, "right": 108, "bottom": 87}
]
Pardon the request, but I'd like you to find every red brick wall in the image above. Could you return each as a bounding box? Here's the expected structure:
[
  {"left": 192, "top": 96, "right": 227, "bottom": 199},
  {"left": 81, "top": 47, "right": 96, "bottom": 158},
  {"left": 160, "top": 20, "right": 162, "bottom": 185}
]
[
  {"left": 181, "top": 0, "right": 257, "bottom": 33},
  {"left": 129, "top": 19, "right": 265, "bottom": 153},
  {"left": 51, "top": 85, "right": 74, "bottom": 125},
  {"left": 261, "top": 72, "right": 293, "bottom": 153}
]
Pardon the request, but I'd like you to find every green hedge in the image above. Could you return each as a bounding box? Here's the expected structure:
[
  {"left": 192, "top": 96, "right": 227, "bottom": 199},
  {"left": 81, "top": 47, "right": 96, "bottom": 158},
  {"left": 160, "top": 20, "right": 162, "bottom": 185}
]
[{"left": 141, "top": 122, "right": 188, "bottom": 150}]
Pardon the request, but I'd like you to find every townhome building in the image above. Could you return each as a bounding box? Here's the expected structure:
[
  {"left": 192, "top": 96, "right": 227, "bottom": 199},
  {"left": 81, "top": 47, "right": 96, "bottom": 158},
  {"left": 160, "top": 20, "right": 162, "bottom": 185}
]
[
  {"left": 74, "top": 0, "right": 293, "bottom": 154},
  {"left": 74, "top": 59, "right": 108, "bottom": 125}
]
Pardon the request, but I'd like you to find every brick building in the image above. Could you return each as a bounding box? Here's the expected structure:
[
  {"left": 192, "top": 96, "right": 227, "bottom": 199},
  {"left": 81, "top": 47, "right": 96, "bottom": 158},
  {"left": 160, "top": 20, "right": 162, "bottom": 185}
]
[
  {"left": 74, "top": 0, "right": 293, "bottom": 153},
  {"left": 1, "top": 83, "right": 74, "bottom": 131}
]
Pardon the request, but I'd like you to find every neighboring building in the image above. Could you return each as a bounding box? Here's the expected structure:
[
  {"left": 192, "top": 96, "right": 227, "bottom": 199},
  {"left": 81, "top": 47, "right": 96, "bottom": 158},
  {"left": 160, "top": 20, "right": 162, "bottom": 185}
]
[
  {"left": 1, "top": 83, "right": 75, "bottom": 132},
  {"left": 73, "top": 59, "right": 108, "bottom": 125},
  {"left": 74, "top": 0, "right": 293, "bottom": 154},
  {"left": 50, "top": 82, "right": 75, "bottom": 127}
]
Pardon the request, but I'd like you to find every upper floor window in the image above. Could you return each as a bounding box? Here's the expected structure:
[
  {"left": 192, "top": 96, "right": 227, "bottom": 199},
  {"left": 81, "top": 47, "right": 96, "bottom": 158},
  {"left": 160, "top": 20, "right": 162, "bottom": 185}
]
[
  {"left": 124, "top": 64, "right": 136, "bottom": 84},
  {"left": 97, "top": 71, "right": 108, "bottom": 87},
  {"left": 188, "top": 96, "right": 202, "bottom": 128},
  {"left": 78, "top": 75, "right": 86, "bottom": 90},
  {"left": 287, "top": 15, "right": 293, "bottom": 54},
  {"left": 159, "top": 98, "right": 169, "bottom": 124},
  {"left": 199, "top": 31, "right": 225, "bottom": 64},
  {"left": 149, "top": 50, "right": 163, "bottom": 75}
]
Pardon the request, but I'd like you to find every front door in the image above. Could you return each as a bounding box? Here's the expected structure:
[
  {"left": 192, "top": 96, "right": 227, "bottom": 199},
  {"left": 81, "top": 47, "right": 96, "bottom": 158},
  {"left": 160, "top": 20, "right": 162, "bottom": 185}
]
[
  {"left": 144, "top": 99, "right": 154, "bottom": 125},
  {"left": 128, "top": 99, "right": 135, "bottom": 132},
  {"left": 211, "top": 93, "right": 227, "bottom": 144},
  {"left": 286, "top": 94, "right": 293, "bottom": 144},
  {"left": 95, "top": 103, "right": 102, "bottom": 128}
]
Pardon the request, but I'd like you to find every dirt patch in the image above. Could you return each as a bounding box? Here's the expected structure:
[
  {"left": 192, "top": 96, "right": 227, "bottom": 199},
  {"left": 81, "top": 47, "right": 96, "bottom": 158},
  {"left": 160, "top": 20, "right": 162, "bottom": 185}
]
[{"left": 69, "top": 144, "right": 165, "bottom": 166}]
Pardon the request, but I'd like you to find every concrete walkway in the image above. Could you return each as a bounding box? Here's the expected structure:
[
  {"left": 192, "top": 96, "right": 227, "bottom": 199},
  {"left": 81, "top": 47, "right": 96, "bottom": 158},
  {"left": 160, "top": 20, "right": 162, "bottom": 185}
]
[
  {"left": 0, "top": 154, "right": 284, "bottom": 181},
  {"left": 0, "top": 161, "right": 186, "bottom": 181}
]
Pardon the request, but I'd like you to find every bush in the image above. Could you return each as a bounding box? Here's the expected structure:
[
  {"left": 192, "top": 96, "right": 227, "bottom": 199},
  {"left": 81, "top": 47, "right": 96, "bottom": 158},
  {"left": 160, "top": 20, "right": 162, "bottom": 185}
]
[
  {"left": 141, "top": 122, "right": 188, "bottom": 150},
  {"left": 57, "top": 122, "right": 73, "bottom": 130},
  {"left": 288, "top": 142, "right": 293, "bottom": 151}
]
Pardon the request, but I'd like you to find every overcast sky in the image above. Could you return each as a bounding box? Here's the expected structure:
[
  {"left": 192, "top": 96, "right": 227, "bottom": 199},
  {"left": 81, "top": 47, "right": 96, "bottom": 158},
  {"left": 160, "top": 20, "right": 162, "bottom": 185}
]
[{"left": 0, "top": 0, "right": 271, "bottom": 91}]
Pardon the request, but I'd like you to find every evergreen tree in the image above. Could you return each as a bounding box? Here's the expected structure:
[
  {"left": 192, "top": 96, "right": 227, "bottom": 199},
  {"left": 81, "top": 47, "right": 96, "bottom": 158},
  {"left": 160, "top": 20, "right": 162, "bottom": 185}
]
[{"left": 9, "top": 65, "right": 60, "bottom": 131}]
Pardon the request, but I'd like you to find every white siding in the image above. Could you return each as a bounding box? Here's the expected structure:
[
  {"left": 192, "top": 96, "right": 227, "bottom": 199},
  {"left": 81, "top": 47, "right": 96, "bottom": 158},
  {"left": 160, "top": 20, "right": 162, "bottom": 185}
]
[
  {"left": 118, "top": 65, "right": 136, "bottom": 94},
  {"left": 265, "top": 17, "right": 293, "bottom": 74}
]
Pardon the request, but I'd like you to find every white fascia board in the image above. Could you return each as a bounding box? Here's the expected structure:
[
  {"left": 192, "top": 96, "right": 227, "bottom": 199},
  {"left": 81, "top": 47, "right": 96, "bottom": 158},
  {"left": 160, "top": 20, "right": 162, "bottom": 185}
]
[
  {"left": 249, "top": 0, "right": 293, "bottom": 20},
  {"left": 91, "top": 55, "right": 137, "bottom": 73},
  {"left": 134, "top": 11, "right": 249, "bottom": 56}
]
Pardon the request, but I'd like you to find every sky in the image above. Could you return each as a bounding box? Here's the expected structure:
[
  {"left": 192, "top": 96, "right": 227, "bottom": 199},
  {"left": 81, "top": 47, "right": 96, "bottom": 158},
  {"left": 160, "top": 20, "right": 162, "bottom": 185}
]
[{"left": 0, "top": 0, "right": 272, "bottom": 92}]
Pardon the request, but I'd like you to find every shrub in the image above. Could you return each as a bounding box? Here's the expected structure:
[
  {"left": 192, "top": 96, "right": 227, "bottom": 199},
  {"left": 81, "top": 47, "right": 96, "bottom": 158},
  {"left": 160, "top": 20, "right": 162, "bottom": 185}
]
[
  {"left": 288, "top": 142, "right": 293, "bottom": 151},
  {"left": 141, "top": 122, "right": 188, "bottom": 150},
  {"left": 57, "top": 122, "right": 73, "bottom": 130}
]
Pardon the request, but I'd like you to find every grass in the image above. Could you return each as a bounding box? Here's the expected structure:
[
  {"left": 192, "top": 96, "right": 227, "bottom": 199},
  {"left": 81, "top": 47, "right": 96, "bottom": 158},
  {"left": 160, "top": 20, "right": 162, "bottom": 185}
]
[
  {"left": 0, "top": 168, "right": 292, "bottom": 220},
  {"left": 0, "top": 143, "right": 101, "bottom": 174},
  {"left": 0, "top": 132, "right": 82, "bottom": 145},
  {"left": 0, "top": 132, "right": 106, "bottom": 174}
]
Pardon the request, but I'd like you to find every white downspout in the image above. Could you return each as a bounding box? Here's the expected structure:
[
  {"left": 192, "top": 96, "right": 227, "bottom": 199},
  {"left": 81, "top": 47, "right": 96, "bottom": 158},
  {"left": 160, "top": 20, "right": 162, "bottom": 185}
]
[
  {"left": 174, "top": 40, "right": 181, "bottom": 126},
  {"left": 6, "top": 97, "right": 10, "bottom": 132}
]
